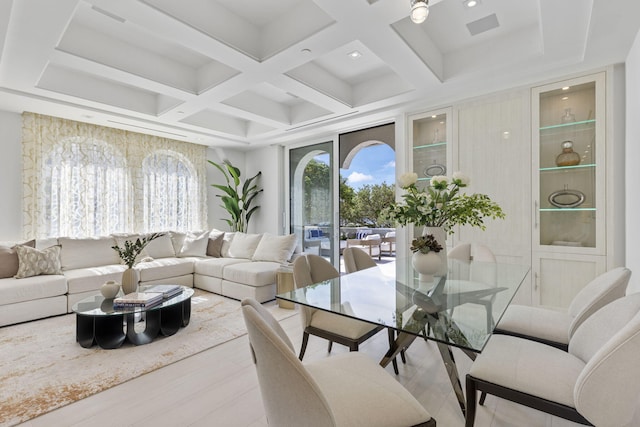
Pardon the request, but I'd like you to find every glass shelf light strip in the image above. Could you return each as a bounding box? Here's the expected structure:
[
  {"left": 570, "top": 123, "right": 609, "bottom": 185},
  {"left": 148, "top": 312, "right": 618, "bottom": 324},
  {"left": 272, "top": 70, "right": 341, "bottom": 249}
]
[
  {"left": 540, "top": 208, "right": 596, "bottom": 212},
  {"left": 414, "top": 142, "right": 447, "bottom": 149},
  {"left": 540, "top": 163, "right": 596, "bottom": 171},
  {"left": 539, "top": 119, "right": 595, "bottom": 131}
]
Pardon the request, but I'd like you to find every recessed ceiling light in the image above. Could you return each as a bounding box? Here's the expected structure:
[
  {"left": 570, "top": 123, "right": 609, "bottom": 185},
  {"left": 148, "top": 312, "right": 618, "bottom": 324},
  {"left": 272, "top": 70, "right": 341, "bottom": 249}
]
[
  {"left": 562, "top": 86, "right": 570, "bottom": 90},
  {"left": 464, "top": 0, "right": 479, "bottom": 8},
  {"left": 348, "top": 50, "right": 362, "bottom": 59},
  {"left": 301, "top": 48, "right": 312, "bottom": 54},
  {"left": 562, "top": 96, "right": 569, "bottom": 100},
  {"left": 431, "top": 115, "right": 437, "bottom": 118}
]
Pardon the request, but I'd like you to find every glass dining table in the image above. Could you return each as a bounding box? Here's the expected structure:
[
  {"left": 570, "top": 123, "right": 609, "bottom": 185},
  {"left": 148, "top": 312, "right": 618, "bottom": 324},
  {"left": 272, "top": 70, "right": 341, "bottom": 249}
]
[{"left": 276, "top": 256, "right": 530, "bottom": 415}]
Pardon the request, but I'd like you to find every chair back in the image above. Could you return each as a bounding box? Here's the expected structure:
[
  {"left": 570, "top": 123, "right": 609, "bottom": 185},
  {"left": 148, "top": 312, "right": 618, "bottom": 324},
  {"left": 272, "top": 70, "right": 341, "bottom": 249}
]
[
  {"left": 568, "top": 292, "right": 640, "bottom": 426},
  {"left": 567, "top": 267, "right": 631, "bottom": 337},
  {"left": 241, "top": 299, "right": 335, "bottom": 427},
  {"left": 343, "top": 247, "right": 377, "bottom": 274},
  {"left": 449, "top": 242, "right": 496, "bottom": 262},
  {"left": 293, "top": 254, "right": 339, "bottom": 327}
]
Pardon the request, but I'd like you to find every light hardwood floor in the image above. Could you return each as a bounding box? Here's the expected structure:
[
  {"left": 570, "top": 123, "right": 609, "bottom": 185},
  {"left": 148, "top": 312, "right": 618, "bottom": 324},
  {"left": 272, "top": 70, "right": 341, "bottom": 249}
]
[{"left": 20, "top": 300, "right": 591, "bottom": 427}]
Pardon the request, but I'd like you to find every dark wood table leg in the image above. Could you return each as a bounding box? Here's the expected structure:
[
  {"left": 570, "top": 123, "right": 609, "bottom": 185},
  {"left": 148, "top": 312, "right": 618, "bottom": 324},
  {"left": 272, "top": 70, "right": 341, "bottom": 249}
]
[
  {"left": 126, "top": 310, "right": 160, "bottom": 345},
  {"left": 76, "top": 314, "right": 96, "bottom": 348},
  {"left": 93, "top": 315, "right": 126, "bottom": 349},
  {"left": 379, "top": 331, "right": 418, "bottom": 368}
]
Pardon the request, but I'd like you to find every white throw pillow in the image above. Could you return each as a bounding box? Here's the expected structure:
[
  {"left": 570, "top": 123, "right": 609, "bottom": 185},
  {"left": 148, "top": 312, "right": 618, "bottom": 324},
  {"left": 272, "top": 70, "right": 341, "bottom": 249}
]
[
  {"left": 145, "top": 233, "right": 176, "bottom": 259},
  {"left": 175, "top": 231, "right": 209, "bottom": 257},
  {"left": 252, "top": 233, "right": 297, "bottom": 264},
  {"left": 59, "top": 236, "right": 121, "bottom": 269},
  {"left": 227, "top": 233, "right": 262, "bottom": 259},
  {"left": 220, "top": 232, "right": 236, "bottom": 258}
]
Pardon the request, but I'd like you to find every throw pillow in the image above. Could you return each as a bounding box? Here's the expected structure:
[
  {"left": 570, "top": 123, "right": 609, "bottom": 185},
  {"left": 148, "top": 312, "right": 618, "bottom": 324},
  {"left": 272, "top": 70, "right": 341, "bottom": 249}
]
[
  {"left": 176, "top": 231, "right": 210, "bottom": 257},
  {"left": 206, "top": 230, "right": 225, "bottom": 257},
  {"left": 220, "top": 232, "right": 236, "bottom": 258},
  {"left": 145, "top": 233, "right": 176, "bottom": 258},
  {"left": 227, "top": 233, "right": 262, "bottom": 259},
  {"left": 252, "top": 233, "right": 297, "bottom": 264},
  {"left": 0, "top": 240, "right": 35, "bottom": 279},
  {"left": 14, "top": 245, "right": 63, "bottom": 279}
]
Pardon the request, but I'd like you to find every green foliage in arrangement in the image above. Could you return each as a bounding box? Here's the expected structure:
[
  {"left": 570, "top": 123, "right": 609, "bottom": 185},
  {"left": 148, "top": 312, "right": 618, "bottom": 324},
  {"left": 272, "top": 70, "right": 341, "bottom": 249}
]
[{"left": 111, "top": 232, "right": 164, "bottom": 268}]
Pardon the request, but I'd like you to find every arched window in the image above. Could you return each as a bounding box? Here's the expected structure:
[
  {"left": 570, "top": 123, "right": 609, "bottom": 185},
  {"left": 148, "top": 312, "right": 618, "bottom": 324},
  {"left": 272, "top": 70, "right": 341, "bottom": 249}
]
[
  {"left": 44, "top": 137, "right": 129, "bottom": 237},
  {"left": 142, "top": 150, "right": 201, "bottom": 231}
]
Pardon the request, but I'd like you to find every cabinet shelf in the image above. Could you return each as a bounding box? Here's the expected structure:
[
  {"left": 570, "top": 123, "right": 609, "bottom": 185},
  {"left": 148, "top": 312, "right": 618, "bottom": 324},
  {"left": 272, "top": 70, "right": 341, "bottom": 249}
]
[
  {"left": 539, "top": 207, "right": 596, "bottom": 212},
  {"left": 414, "top": 142, "right": 447, "bottom": 149},
  {"left": 540, "top": 164, "right": 596, "bottom": 172},
  {"left": 539, "top": 120, "right": 595, "bottom": 131}
]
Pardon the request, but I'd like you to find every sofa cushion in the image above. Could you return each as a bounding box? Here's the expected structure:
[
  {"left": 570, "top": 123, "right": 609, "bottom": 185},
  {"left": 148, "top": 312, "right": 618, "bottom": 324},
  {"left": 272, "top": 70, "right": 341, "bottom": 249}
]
[
  {"left": 171, "top": 231, "right": 209, "bottom": 257},
  {"left": 206, "top": 231, "right": 225, "bottom": 257},
  {"left": 15, "top": 245, "right": 63, "bottom": 279},
  {"left": 252, "top": 233, "right": 297, "bottom": 264},
  {"left": 194, "top": 257, "right": 250, "bottom": 278},
  {"left": 64, "top": 264, "right": 128, "bottom": 294},
  {"left": 59, "top": 236, "right": 120, "bottom": 270},
  {"left": 136, "top": 257, "right": 196, "bottom": 282},
  {"left": 144, "top": 233, "right": 175, "bottom": 259},
  {"left": 222, "top": 261, "right": 280, "bottom": 287},
  {"left": 228, "top": 233, "right": 262, "bottom": 259},
  {"left": 0, "top": 274, "right": 67, "bottom": 305},
  {"left": 0, "top": 240, "right": 35, "bottom": 279}
]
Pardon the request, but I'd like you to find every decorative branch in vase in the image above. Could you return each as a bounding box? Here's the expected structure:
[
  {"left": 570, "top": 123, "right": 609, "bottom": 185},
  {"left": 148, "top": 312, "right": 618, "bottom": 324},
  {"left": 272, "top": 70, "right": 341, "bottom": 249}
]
[{"left": 111, "top": 232, "right": 164, "bottom": 294}]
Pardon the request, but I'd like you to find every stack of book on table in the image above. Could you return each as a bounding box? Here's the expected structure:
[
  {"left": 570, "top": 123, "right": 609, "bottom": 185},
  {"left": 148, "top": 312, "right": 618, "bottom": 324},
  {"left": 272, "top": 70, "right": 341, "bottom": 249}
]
[
  {"left": 144, "top": 284, "right": 183, "bottom": 299},
  {"left": 113, "top": 292, "right": 164, "bottom": 309}
]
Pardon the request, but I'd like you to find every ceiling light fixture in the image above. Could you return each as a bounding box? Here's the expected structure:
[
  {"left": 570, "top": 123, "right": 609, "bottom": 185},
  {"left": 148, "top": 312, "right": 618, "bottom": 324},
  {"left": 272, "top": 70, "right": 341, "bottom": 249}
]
[
  {"left": 410, "top": 0, "right": 429, "bottom": 24},
  {"left": 348, "top": 50, "right": 362, "bottom": 59},
  {"left": 464, "top": 0, "right": 479, "bottom": 8}
]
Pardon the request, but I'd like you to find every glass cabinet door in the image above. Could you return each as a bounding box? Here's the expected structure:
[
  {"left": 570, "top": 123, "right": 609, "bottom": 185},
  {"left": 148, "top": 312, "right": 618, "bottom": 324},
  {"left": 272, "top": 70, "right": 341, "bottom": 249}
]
[{"left": 533, "top": 73, "right": 605, "bottom": 253}]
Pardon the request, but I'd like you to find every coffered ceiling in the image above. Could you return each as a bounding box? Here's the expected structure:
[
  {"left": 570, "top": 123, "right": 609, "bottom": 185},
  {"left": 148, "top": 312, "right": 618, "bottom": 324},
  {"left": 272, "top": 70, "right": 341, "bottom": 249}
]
[{"left": 0, "top": 0, "right": 638, "bottom": 149}]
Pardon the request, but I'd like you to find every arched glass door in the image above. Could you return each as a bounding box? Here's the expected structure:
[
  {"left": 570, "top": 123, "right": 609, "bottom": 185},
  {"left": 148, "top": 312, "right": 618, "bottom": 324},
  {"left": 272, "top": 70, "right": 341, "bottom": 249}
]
[{"left": 289, "top": 141, "right": 335, "bottom": 265}]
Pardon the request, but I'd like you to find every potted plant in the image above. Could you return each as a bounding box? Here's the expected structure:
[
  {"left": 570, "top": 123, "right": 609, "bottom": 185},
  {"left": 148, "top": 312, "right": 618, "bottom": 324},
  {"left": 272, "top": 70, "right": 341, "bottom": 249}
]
[
  {"left": 209, "top": 160, "right": 263, "bottom": 233},
  {"left": 111, "top": 232, "right": 164, "bottom": 294}
]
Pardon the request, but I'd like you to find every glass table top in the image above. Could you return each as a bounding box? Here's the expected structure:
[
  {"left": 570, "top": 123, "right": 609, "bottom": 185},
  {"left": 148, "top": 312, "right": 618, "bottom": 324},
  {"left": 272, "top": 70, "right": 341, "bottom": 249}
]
[
  {"left": 72, "top": 286, "right": 194, "bottom": 317},
  {"left": 277, "top": 258, "right": 530, "bottom": 353}
]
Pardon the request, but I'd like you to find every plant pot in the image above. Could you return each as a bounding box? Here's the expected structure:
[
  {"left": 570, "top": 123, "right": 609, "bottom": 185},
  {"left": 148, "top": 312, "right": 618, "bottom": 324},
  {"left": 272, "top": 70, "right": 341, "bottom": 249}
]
[
  {"left": 423, "top": 226, "right": 448, "bottom": 276},
  {"left": 121, "top": 268, "right": 139, "bottom": 295},
  {"left": 412, "top": 251, "right": 442, "bottom": 282}
]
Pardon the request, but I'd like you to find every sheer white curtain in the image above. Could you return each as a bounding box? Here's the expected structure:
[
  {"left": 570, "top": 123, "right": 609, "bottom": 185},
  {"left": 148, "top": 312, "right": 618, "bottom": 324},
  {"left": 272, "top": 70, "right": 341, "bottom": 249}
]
[{"left": 22, "top": 113, "right": 207, "bottom": 238}]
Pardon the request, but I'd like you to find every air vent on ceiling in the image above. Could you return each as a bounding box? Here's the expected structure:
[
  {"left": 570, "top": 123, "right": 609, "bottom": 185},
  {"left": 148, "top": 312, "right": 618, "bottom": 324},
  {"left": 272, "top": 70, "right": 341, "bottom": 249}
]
[{"left": 466, "top": 13, "right": 499, "bottom": 36}]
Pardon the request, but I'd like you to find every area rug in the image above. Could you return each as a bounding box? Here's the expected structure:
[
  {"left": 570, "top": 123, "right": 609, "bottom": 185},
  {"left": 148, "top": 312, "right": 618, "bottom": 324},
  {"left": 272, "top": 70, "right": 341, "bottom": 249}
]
[{"left": 0, "top": 291, "right": 296, "bottom": 426}]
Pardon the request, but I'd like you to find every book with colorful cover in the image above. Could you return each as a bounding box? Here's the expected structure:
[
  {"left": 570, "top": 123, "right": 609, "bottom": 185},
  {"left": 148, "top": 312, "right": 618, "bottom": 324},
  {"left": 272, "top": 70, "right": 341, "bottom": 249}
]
[{"left": 114, "top": 291, "right": 163, "bottom": 308}]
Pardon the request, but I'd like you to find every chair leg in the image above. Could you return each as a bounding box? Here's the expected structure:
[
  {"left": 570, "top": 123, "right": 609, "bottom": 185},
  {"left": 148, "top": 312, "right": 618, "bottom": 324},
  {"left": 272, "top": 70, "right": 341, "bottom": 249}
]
[
  {"left": 388, "top": 328, "right": 400, "bottom": 374},
  {"left": 328, "top": 340, "right": 333, "bottom": 353},
  {"left": 479, "top": 392, "right": 487, "bottom": 406},
  {"left": 400, "top": 349, "right": 407, "bottom": 364},
  {"left": 465, "top": 375, "right": 478, "bottom": 427},
  {"left": 299, "top": 332, "right": 310, "bottom": 361}
]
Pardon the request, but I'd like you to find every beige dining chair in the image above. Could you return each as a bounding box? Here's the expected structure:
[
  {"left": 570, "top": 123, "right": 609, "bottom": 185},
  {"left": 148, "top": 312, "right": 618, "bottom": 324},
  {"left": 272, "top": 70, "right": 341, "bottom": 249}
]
[
  {"left": 292, "top": 254, "right": 384, "bottom": 360},
  {"left": 465, "top": 291, "right": 640, "bottom": 427},
  {"left": 495, "top": 266, "right": 631, "bottom": 350},
  {"left": 342, "top": 246, "right": 407, "bottom": 374},
  {"left": 241, "top": 298, "right": 437, "bottom": 427}
]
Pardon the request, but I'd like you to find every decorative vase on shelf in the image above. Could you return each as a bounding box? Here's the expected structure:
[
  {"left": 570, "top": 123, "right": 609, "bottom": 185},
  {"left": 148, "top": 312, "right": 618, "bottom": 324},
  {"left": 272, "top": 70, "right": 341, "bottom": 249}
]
[
  {"left": 555, "top": 140, "right": 581, "bottom": 167},
  {"left": 561, "top": 108, "right": 576, "bottom": 124},
  {"left": 121, "top": 268, "right": 139, "bottom": 295},
  {"left": 412, "top": 251, "right": 442, "bottom": 282},
  {"left": 423, "top": 226, "right": 448, "bottom": 276},
  {"left": 100, "top": 280, "right": 120, "bottom": 299}
]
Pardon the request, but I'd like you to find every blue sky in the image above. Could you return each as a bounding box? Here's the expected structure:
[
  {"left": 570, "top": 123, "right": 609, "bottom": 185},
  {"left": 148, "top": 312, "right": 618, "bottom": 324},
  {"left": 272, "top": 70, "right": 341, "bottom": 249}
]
[{"left": 340, "top": 144, "right": 396, "bottom": 190}]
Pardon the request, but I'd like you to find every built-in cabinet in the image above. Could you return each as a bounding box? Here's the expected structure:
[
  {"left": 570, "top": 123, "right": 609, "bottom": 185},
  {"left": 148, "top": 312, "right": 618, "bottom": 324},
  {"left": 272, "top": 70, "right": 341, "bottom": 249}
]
[
  {"left": 406, "top": 69, "right": 620, "bottom": 309},
  {"left": 532, "top": 73, "right": 608, "bottom": 308}
]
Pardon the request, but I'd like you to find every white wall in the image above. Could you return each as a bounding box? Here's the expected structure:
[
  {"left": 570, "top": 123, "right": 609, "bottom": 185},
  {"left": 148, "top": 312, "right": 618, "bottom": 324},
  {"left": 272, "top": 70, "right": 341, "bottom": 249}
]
[
  {"left": 0, "top": 111, "right": 23, "bottom": 241},
  {"left": 626, "top": 29, "right": 640, "bottom": 293},
  {"left": 245, "top": 145, "right": 283, "bottom": 235}
]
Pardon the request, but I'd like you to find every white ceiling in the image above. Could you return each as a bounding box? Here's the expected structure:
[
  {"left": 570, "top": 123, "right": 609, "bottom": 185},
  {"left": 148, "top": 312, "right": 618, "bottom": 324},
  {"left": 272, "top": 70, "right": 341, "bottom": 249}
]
[{"left": 0, "top": 0, "right": 638, "bottom": 149}]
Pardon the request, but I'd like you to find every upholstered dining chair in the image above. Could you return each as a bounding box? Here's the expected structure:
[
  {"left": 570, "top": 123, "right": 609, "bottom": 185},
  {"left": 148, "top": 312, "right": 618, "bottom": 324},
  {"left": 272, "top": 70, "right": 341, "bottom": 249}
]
[
  {"left": 342, "top": 246, "right": 407, "bottom": 374},
  {"left": 495, "top": 266, "right": 631, "bottom": 350},
  {"left": 447, "top": 242, "right": 498, "bottom": 333},
  {"left": 343, "top": 246, "right": 377, "bottom": 274},
  {"left": 292, "top": 254, "right": 384, "bottom": 361},
  {"left": 241, "top": 298, "right": 437, "bottom": 427},
  {"left": 465, "top": 291, "right": 640, "bottom": 427}
]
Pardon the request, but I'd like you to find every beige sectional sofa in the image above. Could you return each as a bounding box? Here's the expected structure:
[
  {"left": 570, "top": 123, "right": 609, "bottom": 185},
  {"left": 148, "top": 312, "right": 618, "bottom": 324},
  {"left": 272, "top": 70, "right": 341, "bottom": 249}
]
[{"left": 0, "top": 230, "right": 298, "bottom": 327}]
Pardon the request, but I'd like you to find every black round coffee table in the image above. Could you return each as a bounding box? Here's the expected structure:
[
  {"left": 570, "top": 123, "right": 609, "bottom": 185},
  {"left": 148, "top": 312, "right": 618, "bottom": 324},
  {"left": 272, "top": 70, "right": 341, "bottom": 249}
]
[{"left": 72, "top": 285, "right": 194, "bottom": 349}]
